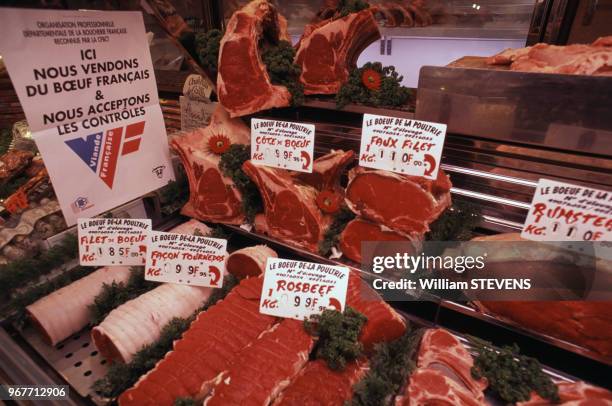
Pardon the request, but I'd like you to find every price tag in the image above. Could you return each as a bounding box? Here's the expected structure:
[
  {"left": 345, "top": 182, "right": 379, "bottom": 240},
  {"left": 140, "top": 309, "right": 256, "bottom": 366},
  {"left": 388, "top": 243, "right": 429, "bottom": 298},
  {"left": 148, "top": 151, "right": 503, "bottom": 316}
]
[
  {"left": 251, "top": 118, "right": 315, "bottom": 173},
  {"left": 260, "top": 258, "right": 349, "bottom": 320},
  {"left": 521, "top": 179, "right": 611, "bottom": 241},
  {"left": 145, "top": 230, "right": 226, "bottom": 287},
  {"left": 359, "top": 114, "right": 446, "bottom": 179},
  {"left": 78, "top": 218, "right": 151, "bottom": 266}
]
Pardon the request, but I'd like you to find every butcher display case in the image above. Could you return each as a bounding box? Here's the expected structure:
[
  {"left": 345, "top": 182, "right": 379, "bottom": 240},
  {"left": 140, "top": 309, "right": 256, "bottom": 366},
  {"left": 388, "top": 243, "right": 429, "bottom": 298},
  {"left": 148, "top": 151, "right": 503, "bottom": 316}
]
[{"left": 0, "top": 1, "right": 611, "bottom": 405}]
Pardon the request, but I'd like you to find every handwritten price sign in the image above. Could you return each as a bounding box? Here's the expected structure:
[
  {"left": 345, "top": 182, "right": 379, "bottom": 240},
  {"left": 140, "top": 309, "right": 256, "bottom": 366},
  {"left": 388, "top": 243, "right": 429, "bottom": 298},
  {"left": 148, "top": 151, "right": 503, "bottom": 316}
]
[
  {"left": 259, "top": 258, "right": 349, "bottom": 320},
  {"left": 359, "top": 114, "right": 446, "bottom": 179},
  {"left": 251, "top": 118, "right": 315, "bottom": 173},
  {"left": 521, "top": 179, "right": 612, "bottom": 242},
  {"left": 78, "top": 218, "right": 151, "bottom": 266},
  {"left": 145, "top": 230, "right": 226, "bottom": 287}
]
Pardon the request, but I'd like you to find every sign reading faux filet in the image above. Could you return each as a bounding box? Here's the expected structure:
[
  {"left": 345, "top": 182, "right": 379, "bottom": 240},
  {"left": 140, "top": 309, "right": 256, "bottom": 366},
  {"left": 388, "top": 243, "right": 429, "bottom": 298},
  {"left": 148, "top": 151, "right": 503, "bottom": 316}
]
[
  {"left": 66, "top": 121, "right": 145, "bottom": 188},
  {"left": 360, "top": 114, "right": 446, "bottom": 179},
  {"left": 260, "top": 258, "right": 349, "bottom": 320}
]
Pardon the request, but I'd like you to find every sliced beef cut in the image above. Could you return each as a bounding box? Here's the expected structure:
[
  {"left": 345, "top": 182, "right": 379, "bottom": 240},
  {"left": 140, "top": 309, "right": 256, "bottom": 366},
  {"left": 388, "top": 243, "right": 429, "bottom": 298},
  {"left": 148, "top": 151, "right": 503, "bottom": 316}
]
[
  {"left": 347, "top": 272, "right": 407, "bottom": 351},
  {"left": 518, "top": 381, "right": 612, "bottom": 405},
  {"left": 204, "top": 319, "right": 313, "bottom": 406},
  {"left": 345, "top": 167, "right": 452, "bottom": 235},
  {"left": 171, "top": 105, "right": 250, "bottom": 225},
  {"left": 295, "top": 9, "right": 380, "bottom": 95},
  {"left": 242, "top": 160, "right": 330, "bottom": 252},
  {"left": 473, "top": 233, "right": 612, "bottom": 361},
  {"left": 395, "top": 328, "right": 487, "bottom": 406},
  {"left": 217, "top": 0, "right": 292, "bottom": 117},
  {"left": 396, "top": 368, "right": 484, "bottom": 406},
  {"left": 118, "top": 277, "right": 276, "bottom": 406},
  {"left": 339, "top": 217, "right": 421, "bottom": 263},
  {"left": 417, "top": 329, "right": 487, "bottom": 401},
  {"left": 487, "top": 36, "right": 612, "bottom": 76},
  {"left": 296, "top": 149, "right": 355, "bottom": 192},
  {"left": 226, "top": 245, "right": 277, "bottom": 279},
  {"left": 273, "top": 359, "right": 368, "bottom": 405},
  {"left": 478, "top": 300, "right": 612, "bottom": 361}
]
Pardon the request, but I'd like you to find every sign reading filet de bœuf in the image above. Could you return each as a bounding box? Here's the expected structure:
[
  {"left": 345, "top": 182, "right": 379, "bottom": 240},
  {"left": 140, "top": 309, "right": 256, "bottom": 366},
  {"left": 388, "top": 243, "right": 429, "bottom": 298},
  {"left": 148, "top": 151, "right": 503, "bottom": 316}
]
[
  {"left": 251, "top": 119, "right": 315, "bottom": 173},
  {"left": 521, "top": 179, "right": 612, "bottom": 242},
  {"left": 360, "top": 114, "right": 447, "bottom": 180},
  {"left": 145, "top": 231, "right": 226, "bottom": 287},
  {"left": 0, "top": 9, "right": 174, "bottom": 226},
  {"left": 78, "top": 218, "right": 151, "bottom": 266},
  {"left": 260, "top": 258, "right": 349, "bottom": 320}
]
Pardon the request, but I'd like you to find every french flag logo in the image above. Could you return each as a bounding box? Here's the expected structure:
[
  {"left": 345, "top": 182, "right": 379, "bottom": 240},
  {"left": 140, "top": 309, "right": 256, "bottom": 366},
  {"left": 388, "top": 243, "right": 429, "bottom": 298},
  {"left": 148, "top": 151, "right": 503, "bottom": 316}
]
[{"left": 65, "top": 121, "right": 145, "bottom": 189}]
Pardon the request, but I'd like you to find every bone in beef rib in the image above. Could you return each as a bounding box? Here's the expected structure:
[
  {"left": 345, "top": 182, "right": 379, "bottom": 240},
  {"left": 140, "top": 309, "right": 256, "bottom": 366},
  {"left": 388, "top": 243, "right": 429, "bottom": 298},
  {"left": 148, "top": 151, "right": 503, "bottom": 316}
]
[
  {"left": 242, "top": 160, "right": 330, "bottom": 252},
  {"left": 217, "top": 0, "right": 292, "bottom": 117},
  {"left": 487, "top": 36, "right": 612, "bottom": 76},
  {"left": 295, "top": 9, "right": 380, "bottom": 95},
  {"left": 296, "top": 149, "right": 355, "bottom": 192},
  {"left": 345, "top": 167, "right": 452, "bottom": 235},
  {"left": 339, "top": 217, "right": 420, "bottom": 263},
  {"left": 171, "top": 105, "right": 249, "bottom": 225}
]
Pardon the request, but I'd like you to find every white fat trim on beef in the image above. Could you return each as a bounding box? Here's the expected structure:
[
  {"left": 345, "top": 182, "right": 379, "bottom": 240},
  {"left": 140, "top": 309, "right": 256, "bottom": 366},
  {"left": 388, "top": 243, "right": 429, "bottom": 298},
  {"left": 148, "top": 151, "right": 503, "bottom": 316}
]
[
  {"left": 91, "top": 220, "right": 215, "bottom": 363},
  {"left": 92, "top": 283, "right": 213, "bottom": 363},
  {"left": 26, "top": 266, "right": 132, "bottom": 345}
]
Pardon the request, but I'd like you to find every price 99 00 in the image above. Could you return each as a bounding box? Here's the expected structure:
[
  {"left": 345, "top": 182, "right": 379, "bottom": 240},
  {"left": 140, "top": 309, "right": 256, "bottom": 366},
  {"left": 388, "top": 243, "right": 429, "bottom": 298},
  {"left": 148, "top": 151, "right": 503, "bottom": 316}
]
[{"left": 293, "top": 296, "right": 319, "bottom": 309}]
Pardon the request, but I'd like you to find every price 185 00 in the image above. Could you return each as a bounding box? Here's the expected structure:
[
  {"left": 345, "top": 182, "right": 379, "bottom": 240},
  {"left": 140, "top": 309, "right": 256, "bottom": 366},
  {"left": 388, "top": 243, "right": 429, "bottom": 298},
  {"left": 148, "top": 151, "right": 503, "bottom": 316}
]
[{"left": 97, "top": 247, "right": 133, "bottom": 257}]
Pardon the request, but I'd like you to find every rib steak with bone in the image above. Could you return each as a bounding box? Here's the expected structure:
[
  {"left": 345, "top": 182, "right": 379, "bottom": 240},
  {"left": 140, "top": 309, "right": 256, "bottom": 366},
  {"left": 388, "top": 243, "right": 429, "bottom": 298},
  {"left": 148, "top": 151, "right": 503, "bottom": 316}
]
[{"left": 171, "top": 105, "right": 249, "bottom": 225}]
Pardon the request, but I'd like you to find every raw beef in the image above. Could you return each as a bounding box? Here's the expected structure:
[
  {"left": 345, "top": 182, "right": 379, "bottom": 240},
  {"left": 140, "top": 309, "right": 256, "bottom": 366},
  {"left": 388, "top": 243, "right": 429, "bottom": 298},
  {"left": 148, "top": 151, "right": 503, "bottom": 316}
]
[
  {"left": 204, "top": 319, "right": 313, "bottom": 405},
  {"left": 417, "top": 329, "right": 487, "bottom": 401},
  {"left": 518, "top": 381, "right": 612, "bottom": 405},
  {"left": 347, "top": 271, "right": 407, "bottom": 350},
  {"left": 217, "top": 0, "right": 292, "bottom": 117},
  {"left": 345, "top": 167, "right": 452, "bottom": 235},
  {"left": 242, "top": 160, "right": 330, "bottom": 252},
  {"left": 226, "top": 245, "right": 277, "bottom": 279},
  {"left": 273, "top": 359, "right": 368, "bottom": 405},
  {"left": 396, "top": 368, "right": 484, "bottom": 406},
  {"left": 296, "top": 149, "right": 355, "bottom": 192},
  {"left": 26, "top": 266, "right": 131, "bottom": 345},
  {"left": 295, "top": 9, "right": 380, "bottom": 95},
  {"left": 487, "top": 36, "right": 612, "bottom": 76},
  {"left": 92, "top": 284, "right": 213, "bottom": 363},
  {"left": 171, "top": 105, "right": 250, "bottom": 225},
  {"left": 395, "top": 328, "right": 487, "bottom": 406},
  {"left": 473, "top": 233, "right": 612, "bottom": 361},
  {"left": 478, "top": 300, "right": 612, "bottom": 361},
  {"left": 339, "top": 217, "right": 420, "bottom": 263},
  {"left": 118, "top": 277, "right": 276, "bottom": 405},
  {"left": 92, "top": 220, "right": 216, "bottom": 363}
]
